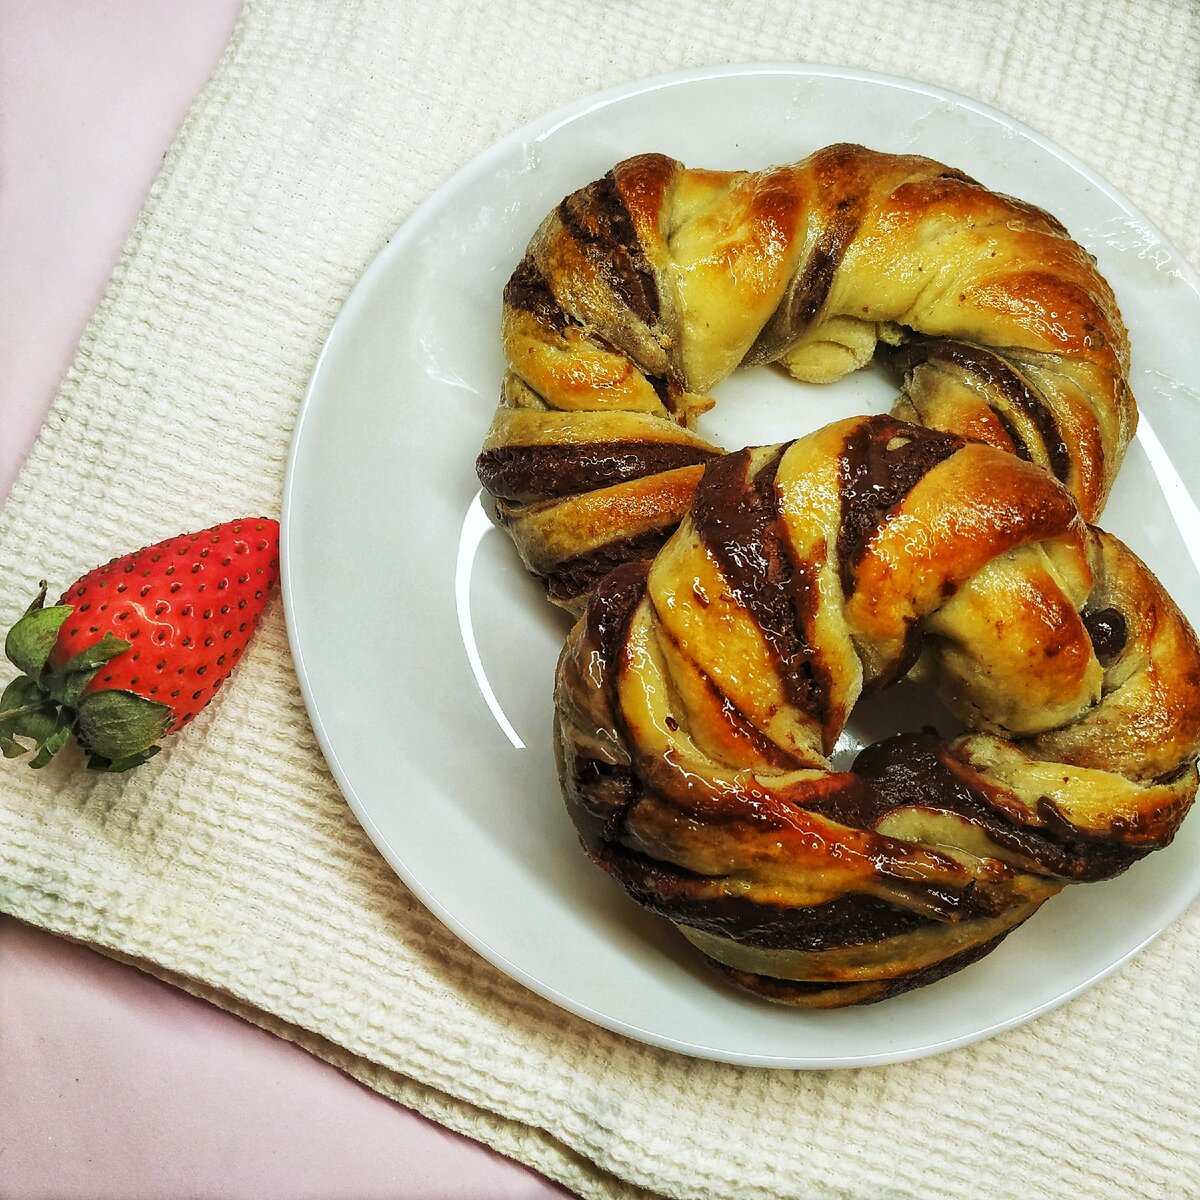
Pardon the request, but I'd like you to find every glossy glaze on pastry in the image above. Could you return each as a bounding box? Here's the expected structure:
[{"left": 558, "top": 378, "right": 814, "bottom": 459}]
[
  {"left": 553, "top": 415, "right": 1200, "bottom": 1005},
  {"left": 475, "top": 147, "right": 1197, "bottom": 1005},
  {"left": 478, "top": 145, "right": 1136, "bottom": 611}
]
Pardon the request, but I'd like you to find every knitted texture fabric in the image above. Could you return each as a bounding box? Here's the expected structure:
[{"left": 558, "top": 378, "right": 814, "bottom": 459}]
[{"left": 3, "top": 2, "right": 1200, "bottom": 1197}]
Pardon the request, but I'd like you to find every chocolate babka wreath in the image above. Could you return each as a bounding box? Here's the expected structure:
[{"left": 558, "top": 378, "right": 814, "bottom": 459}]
[{"left": 475, "top": 143, "right": 1200, "bottom": 1007}]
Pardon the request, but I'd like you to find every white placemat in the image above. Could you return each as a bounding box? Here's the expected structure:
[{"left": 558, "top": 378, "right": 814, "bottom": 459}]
[{"left": 2, "top": 2, "right": 1199, "bottom": 1197}]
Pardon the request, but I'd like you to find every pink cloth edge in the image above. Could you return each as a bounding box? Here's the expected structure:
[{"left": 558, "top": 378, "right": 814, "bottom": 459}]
[{"left": 0, "top": 5, "right": 569, "bottom": 1197}]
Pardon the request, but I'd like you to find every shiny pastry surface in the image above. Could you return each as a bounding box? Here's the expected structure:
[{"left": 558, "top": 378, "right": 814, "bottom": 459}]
[
  {"left": 478, "top": 145, "right": 1136, "bottom": 611},
  {"left": 476, "top": 147, "right": 1197, "bottom": 1005},
  {"left": 553, "top": 415, "right": 1200, "bottom": 1005}
]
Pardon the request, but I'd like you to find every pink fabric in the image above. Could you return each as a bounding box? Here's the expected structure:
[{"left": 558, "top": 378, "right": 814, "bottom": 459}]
[{"left": 0, "top": 4, "right": 567, "bottom": 1196}]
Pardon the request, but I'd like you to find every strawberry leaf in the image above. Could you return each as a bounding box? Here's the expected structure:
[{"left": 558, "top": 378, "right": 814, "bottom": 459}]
[
  {"left": 0, "top": 676, "right": 38, "bottom": 759},
  {"left": 1, "top": 674, "right": 43, "bottom": 713},
  {"left": 27, "top": 712, "right": 74, "bottom": 769},
  {"left": 5, "top": 601, "right": 73, "bottom": 678},
  {"left": 87, "top": 745, "right": 162, "bottom": 773},
  {"left": 75, "top": 689, "right": 173, "bottom": 766},
  {"left": 46, "top": 633, "right": 132, "bottom": 707},
  {"left": 0, "top": 676, "right": 66, "bottom": 762}
]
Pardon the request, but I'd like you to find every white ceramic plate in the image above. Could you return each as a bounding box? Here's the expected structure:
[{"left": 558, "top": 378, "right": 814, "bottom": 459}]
[{"left": 282, "top": 64, "right": 1200, "bottom": 1068}]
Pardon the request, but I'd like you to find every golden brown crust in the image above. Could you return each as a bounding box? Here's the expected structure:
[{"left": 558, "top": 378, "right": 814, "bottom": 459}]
[
  {"left": 480, "top": 147, "right": 1196, "bottom": 1007},
  {"left": 552, "top": 416, "right": 1200, "bottom": 1006},
  {"left": 479, "top": 145, "right": 1135, "bottom": 608}
]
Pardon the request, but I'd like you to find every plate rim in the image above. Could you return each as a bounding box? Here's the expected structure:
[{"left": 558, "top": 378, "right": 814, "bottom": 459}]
[{"left": 281, "top": 61, "right": 1200, "bottom": 1069}]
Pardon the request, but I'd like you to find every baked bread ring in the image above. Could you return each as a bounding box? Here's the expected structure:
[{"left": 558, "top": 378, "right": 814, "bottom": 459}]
[
  {"left": 553, "top": 414, "right": 1200, "bottom": 1005},
  {"left": 476, "top": 146, "right": 1196, "bottom": 1005},
  {"left": 477, "top": 145, "right": 1136, "bottom": 611}
]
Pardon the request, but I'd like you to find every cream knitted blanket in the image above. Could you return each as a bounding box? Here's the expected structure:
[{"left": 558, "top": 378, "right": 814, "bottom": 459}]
[{"left": 3, "top": 2, "right": 1200, "bottom": 1197}]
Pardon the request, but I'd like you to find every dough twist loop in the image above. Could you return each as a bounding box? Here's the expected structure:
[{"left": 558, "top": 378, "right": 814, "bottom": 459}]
[{"left": 475, "top": 147, "right": 1199, "bottom": 1004}]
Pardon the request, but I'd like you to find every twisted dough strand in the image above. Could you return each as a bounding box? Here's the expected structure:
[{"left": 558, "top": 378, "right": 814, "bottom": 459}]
[
  {"left": 553, "top": 415, "right": 1200, "bottom": 1005},
  {"left": 477, "top": 146, "right": 1198, "bottom": 1005},
  {"left": 478, "top": 145, "right": 1136, "bottom": 610}
]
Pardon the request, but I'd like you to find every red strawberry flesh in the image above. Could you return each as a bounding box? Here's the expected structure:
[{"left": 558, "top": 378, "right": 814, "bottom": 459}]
[{"left": 49, "top": 518, "right": 280, "bottom": 730}]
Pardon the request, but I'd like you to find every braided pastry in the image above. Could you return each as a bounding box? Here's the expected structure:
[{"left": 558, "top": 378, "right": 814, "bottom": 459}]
[
  {"left": 477, "top": 144, "right": 1136, "bottom": 610},
  {"left": 475, "top": 145, "right": 1199, "bottom": 1005},
  {"left": 554, "top": 414, "right": 1200, "bottom": 1005}
]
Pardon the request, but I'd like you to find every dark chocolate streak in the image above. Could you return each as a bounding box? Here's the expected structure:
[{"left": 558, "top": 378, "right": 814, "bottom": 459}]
[
  {"left": 989, "top": 405, "right": 1033, "bottom": 463},
  {"left": 546, "top": 529, "right": 671, "bottom": 603},
  {"left": 746, "top": 212, "right": 859, "bottom": 366},
  {"left": 571, "top": 731, "right": 1144, "bottom": 965},
  {"left": 888, "top": 338, "right": 1072, "bottom": 483},
  {"left": 557, "top": 171, "right": 660, "bottom": 326},
  {"left": 836, "top": 416, "right": 965, "bottom": 598},
  {"left": 790, "top": 222, "right": 853, "bottom": 326},
  {"left": 1081, "top": 606, "right": 1128, "bottom": 664},
  {"left": 559, "top": 563, "right": 651, "bottom": 853},
  {"left": 715, "top": 926, "right": 1017, "bottom": 1005},
  {"left": 567, "top": 759, "right": 642, "bottom": 856},
  {"left": 843, "top": 732, "right": 1146, "bottom": 881},
  {"left": 503, "top": 255, "right": 568, "bottom": 333},
  {"left": 596, "top": 842, "right": 933, "bottom": 951},
  {"left": 646, "top": 372, "right": 676, "bottom": 414},
  {"left": 476, "top": 439, "right": 717, "bottom": 504},
  {"left": 670, "top": 653, "right": 804, "bottom": 771},
  {"left": 935, "top": 167, "right": 981, "bottom": 186},
  {"left": 691, "top": 447, "right": 830, "bottom": 722},
  {"left": 589, "top": 559, "right": 650, "bottom": 667}
]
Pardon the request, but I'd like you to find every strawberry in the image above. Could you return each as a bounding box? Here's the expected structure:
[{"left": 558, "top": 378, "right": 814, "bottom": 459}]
[{"left": 0, "top": 518, "right": 279, "bottom": 771}]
